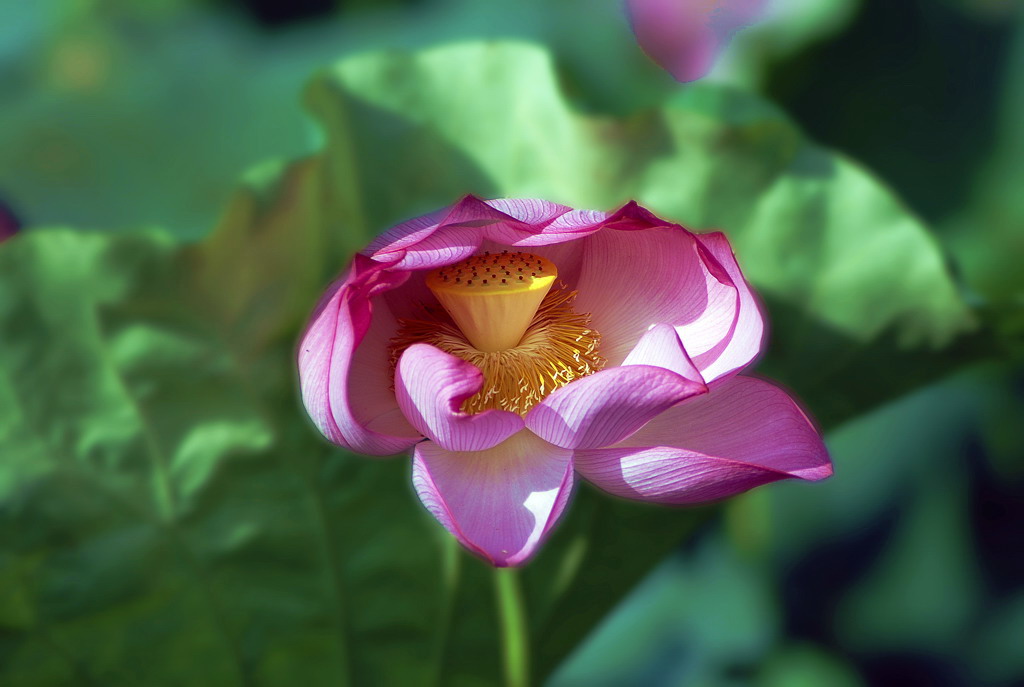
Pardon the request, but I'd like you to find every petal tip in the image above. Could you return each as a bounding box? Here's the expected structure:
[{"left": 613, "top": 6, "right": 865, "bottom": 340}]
[{"left": 793, "top": 458, "right": 834, "bottom": 482}]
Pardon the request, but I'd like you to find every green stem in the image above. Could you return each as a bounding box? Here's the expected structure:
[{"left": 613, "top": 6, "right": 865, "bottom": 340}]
[{"left": 494, "top": 567, "right": 530, "bottom": 687}]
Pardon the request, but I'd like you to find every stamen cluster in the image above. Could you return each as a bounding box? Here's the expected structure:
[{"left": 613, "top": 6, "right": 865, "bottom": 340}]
[{"left": 390, "top": 287, "right": 605, "bottom": 415}]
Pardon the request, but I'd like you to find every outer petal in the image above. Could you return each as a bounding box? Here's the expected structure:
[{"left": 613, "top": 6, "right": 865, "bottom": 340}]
[
  {"left": 412, "top": 431, "right": 575, "bottom": 566},
  {"left": 395, "top": 344, "right": 524, "bottom": 452},
  {"left": 627, "top": 0, "right": 767, "bottom": 82},
  {"left": 524, "top": 365, "right": 706, "bottom": 450},
  {"left": 298, "top": 255, "right": 421, "bottom": 455},
  {"left": 574, "top": 376, "right": 832, "bottom": 504},
  {"left": 574, "top": 222, "right": 739, "bottom": 367},
  {"left": 691, "top": 232, "right": 765, "bottom": 383}
]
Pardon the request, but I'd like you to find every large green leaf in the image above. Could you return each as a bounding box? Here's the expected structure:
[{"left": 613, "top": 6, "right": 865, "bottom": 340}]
[
  {"left": 2, "top": 41, "right": 976, "bottom": 686},
  {"left": 0, "top": 0, "right": 664, "bottom": 239},
  {"left": 0, "top": 1, "right": 323, "bottom": 240},
  {"left": 0, "top": 230, "right": 453, "bottom": 685},
  {"left": 0, "top": 228, "right": 702, "bottom": 685},
  {"left": 943, "top": 12, "right": 1024, "bottom": 351},
  {"left": 202, "top": 41, "right": 973, "bottom": 424}
]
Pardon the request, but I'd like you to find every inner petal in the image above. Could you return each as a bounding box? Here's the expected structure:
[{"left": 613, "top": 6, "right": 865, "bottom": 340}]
[{"left": 574, "top": 226, "right": 738, "bottom": 367}]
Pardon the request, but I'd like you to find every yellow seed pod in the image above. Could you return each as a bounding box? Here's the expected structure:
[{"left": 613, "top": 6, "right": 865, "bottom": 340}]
[{"left": 426, "top": 251, "right": 558, "bottom": 352}]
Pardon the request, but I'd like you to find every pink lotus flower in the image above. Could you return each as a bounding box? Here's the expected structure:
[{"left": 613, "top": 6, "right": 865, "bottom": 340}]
[
  {"left": 299, "top": 197, "right": 831, "bottom": 566},
  {"left": 626, "top": 0, "right": 767, "bottom": 82}
]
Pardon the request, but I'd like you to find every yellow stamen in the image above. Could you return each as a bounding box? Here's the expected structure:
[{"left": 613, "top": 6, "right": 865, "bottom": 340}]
[
  {"left": 390, "top": 286, "right": 605, "bottom": 415},
  {"left": 426, "top": 251, "right": 557, "bottom": 352}
]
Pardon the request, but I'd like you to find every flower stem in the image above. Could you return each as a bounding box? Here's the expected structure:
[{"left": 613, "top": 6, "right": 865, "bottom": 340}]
[{"left": 494, "top": 567, "right": 530, "bottom": 687}]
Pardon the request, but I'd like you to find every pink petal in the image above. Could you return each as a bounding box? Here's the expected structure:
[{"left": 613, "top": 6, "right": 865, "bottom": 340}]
[
  {"left": 627, "top": 0, "right": 767, "bottom": 82},
  {"left": 364, "top": 196, "right": 502, "bottom": 270},
  {"left": 622, "top": 323, "right": 704, "bottom": 384},
  {"left": 482, "top": 198, "right": 608, "bottom": 246},
  {"left": 395, "top": 344, "right": 524, "bottom": 452},
  {"left": 363, "top": 208, "right": 449, "bottom": 256},
  {"left": 298, "top": 255, "right": 422, "bottom": 455},
  {"left": 600, "top": 200, "right": 673, "bottom": 231},
  {"left": 574, "top": 376, "right": 832, "bottom": 504},
  {"left": 524, "top": 365, "right": 706, "bottom": 450},
  {"left": 690, "top": 232, "right": 765, "bottom": 383},
  {"left": 365, "top": 196, "right": 611, "bottom": 273},
  {"left": 412, "top": 431, "right": 575, "bottom": 566},
  {"left": 574, "top": 222, "right": 739, "bottom": 367},
  {"left": 482, "top": 197, "right": 574, "bottom": 226},
  {"left": 379, "top": 225, "right": 484, "bottom": 271}
]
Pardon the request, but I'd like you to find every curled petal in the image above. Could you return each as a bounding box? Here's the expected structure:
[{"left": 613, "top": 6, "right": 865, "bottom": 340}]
[
  {"left": 362, "top": 208, "right": 450, "bottom": 257},
  {"left": 380, "top": 225, "right": 483, "bottom": 271},
  {"left": 600, "top": 200, "right": 673, "bottom": 231},
  {"left": 627, "top": 0, "right": 767, "bottom": 82},
  {"left": 395, "top": 344, "right": 524, "bottom": 452},
  {"left": 412, "top": 431, "right": 575, "bottom": 566},
  {"left": 691, "top": 232, "right": 765, "bottom": 383},
  {"left": 524, "top": 365, "right": 706, "bottom": 450},
  {"left": 482, "top": 198, "right": 608, "bottom": 246},
  {"left": 364, "top": 196, "right": 502, "bottom": 270},
  {"left": 575, "top": 222, "right": 739, "bottom": 367},
  {"left": 365, "top": 196, "right": 611, "bottom": 272},
  {"left": 298, "top": 255, "right": 421, "bottom": 455},
  {"left": 574, "top": 376, "right": 832, "bottom": 504},
  {"left": 623, "top": 323, "right": 704, "bottom": 385}
]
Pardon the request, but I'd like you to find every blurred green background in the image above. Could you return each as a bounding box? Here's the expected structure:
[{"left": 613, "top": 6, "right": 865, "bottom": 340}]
[{"left": 1, "top": 0, "right": 1022, "bottom": 685}]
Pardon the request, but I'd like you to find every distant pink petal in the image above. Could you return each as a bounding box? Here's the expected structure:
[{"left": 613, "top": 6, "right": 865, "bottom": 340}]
[
  {"left": 395, "top": 344, "right": 524, "bottom": 452},
  {"left": 524, "top": 365, "right": 706, "bottom": 450},
  {"left": 298, "top": 255, "right": 421, "bottom": 455},
  {"left": 690, "top": 232, "right": 765, "bottom": 383},
  {"left": 574, "top": 222, "right": 739, "bottom": 367},
  {"left": 627, "top": 0, "right": 767, "bottom": 82},
  {"left": 412, "top": 431, "right": 575, "bottom": 566},
  {"left": 622, "top": 323, "right": 705, "bottom": 384},
  {"left": 0, "top": 200, "right": 18, "bottom": 242},
  {"left": 574, "top": 376, "right": 832, "bottom": 503}
]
